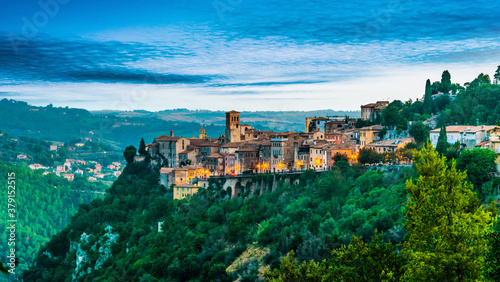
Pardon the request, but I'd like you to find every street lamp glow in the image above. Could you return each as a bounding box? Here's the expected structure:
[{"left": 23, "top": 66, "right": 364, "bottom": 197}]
[{"left": 296, "top": 160, "right": 302, "bottom": 167}]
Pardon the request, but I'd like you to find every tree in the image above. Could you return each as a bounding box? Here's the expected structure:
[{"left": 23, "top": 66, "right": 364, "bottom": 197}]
[
  {"left": 403, "top": 143, "right": 496, "bottom": 281},
  {"left": 409, "top": 121, "right": 429, "bottom": 144},
  {"left": 333, "top": 152, "right": 349, "bottom": 164},
  {"left": 138, "top": 138, "right": 147, "bottom": 156},
  {"left": 439, "top": 70, "right": 451, "bottom": 93},
  {"left": 382, "top": 100, "right": 403, "bottom": 127},
  {"left": 358, "top": 148, "right": 381, "bottom": 164},
  {"left": 457, "top": 148, "right": 497, "bottom": 196},
  {"left": 123, "top": 145, "right": 137, "bottom": 164},
  {"left": 494, "top": 65, "right": 500, "bottom": 84},
  {"left": 266, "top": 234, "right": 405, "bottom": 281},
  {"left": 435, "top": 126, "right": 448, "bottom": 155},
  {"left": 486, "top": 230, "right": 500, "bottom": 281},
  {"left": 423, "top": 79, "right": 433, "bottom": 115}
]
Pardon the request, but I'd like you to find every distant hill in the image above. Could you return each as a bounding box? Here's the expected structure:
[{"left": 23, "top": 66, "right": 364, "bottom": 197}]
[
  {"left": 0, "top": 100, "right": 224, "bottom": 149},
  {"left": 0, "top": 99, "right": 360, "bottom": 149},
  {"left": 93, "top": 109, "right": 361, "bottom": 133}
]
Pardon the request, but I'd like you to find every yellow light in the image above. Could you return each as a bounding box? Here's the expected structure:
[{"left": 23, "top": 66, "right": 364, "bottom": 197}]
[
  {"left": 315, "top": 158, "right": 321, "bottom": 165},
  {"left": 235, "top": 165, "right": 240, "bottom": 170},
  {"left": 296, "top": 161, "right": 302, "bottom": 167},
  {"left": 278, "top": 162, "right": 284, "bottom": 169},
  {"left": 257, "top": 164, "right": 261, "bottom": 169},
  {"left": 205, "top": 169, "right": 210, "bottom": 175},
  {"left": 263, "top": 163, "right": 269, "bottom": 169},
  {"left": 226, "top": 168, "right": 231, "bottom": 173}
]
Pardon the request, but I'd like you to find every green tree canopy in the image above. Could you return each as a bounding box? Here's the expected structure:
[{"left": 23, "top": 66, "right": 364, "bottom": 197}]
[
  {"left": 457, "top": 148, "right": 497, "bottom": 196},
  {"left": 123, "top": 145, "right": 137, "bottom": 164},
  {"left": 403, "top": 143, "right": 496, "bottom": 281},
  {"left": 138, "top": 138, "right": 147, "bottom": 156},
  {"left": 495, "top": 65, "right": 500, "bottom": 83},
  {"left": 439, "top": 70, "right": 452, "bottom": 93},
  {"left": 409, "top": 121, "right": 429, "bottom": 144}
]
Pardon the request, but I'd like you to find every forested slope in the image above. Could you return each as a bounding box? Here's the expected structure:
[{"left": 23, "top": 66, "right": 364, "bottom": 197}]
[
  {"left": 0, "top": 162, "right": 107, "bottom": 279},
  {"left": 22, "top": 160, "right": 415, "bottom": 281}
]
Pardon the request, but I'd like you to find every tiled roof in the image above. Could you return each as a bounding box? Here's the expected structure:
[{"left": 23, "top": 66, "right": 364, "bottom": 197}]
[{"left": 155, "top": 135, "right": 183, "bottom": 141}]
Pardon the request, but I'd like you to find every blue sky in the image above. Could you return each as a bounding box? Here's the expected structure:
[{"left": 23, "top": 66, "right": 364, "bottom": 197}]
[{"left": 1, "top": 0, "right": 500, "bottom": 111}]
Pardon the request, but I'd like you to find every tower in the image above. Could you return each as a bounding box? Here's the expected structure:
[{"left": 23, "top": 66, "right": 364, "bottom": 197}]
[
  {"left": 199, "top": 127, "right": 207, "bottom": 139},
  {"left": 225, "top": 110, "right": 241, "bottom": 143}
]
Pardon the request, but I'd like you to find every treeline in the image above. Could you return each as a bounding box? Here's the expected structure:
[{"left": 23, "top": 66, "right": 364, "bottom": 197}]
[
  {"left": 0, "top": 99, "right": 224, "bottom": 148},
  {"left": 0, "top": 162, "right": 107, "bottom": 279}
]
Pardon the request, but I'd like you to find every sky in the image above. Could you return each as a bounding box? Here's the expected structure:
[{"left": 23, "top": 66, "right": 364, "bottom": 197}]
[{"left": 1, "top": 0, "right": 500, "bottom": 111}]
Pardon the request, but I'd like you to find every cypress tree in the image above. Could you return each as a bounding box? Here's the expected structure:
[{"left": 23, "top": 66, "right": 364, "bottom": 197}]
[
  {"left": 138, "top": 138, "right": 147, "bottom": 156},
  {"left": 423, "top": 79, "right": 432, "bottom": 115},
  {"left": 435, "top": 125, "right": 448, "bottom": 155}
]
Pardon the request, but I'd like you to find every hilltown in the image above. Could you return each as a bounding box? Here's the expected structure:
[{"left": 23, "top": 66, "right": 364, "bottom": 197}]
[{"left": 141, "top": 101, "right": 500, "bottom": 199}]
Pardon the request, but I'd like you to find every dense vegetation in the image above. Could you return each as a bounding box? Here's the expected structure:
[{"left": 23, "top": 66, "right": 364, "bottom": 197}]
[
  {"left": 0, "top": 162, "right": 107, "bottom": 279},
  {"left": 267, "top": 144, "right": 498, "bottom": 281},
  {"left": 21, "top": 151, "right": 416, "bottom": 281}
]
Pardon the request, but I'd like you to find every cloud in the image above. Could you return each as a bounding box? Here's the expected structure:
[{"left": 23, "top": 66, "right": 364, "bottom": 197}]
[{"left": 0, "top": 34, "right": 211, "bottom": 84}]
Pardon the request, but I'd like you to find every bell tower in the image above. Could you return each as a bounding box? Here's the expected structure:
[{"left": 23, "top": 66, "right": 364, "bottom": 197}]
[
  {"left": 225, "top": 110, "right": 241, "bottom": 143},
  {"left": 199, "top": 127, "right": 207, "bottom": 139}
]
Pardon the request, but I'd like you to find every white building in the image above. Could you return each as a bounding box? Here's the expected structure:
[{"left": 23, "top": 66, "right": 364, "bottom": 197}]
[{"left": 430, "top": 125, "right": 496, "bottom": 149}]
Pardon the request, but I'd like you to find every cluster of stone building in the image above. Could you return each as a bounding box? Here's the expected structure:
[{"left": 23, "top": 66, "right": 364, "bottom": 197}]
[
  {"left": 149, "top": 105, "right": 420, "bottom": 199},
  {"left": 147, "top": 102, "right": 500, "bottom": 200}
]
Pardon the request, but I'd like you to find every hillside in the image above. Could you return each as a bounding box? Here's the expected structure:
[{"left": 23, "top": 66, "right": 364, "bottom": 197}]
[
  {"left": 22, "top": 159, "right": 414, "bottom": 281},
  {"left": 0, "top": 162, "right": 108, "bottom": 280}
]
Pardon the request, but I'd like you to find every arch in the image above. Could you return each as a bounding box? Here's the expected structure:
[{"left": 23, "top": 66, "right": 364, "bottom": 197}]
[
  {"left": 244, "top": 181, "right": 252, "bottom": 197},
  {"left": 234, "top": 181, "right": 242, "bottom": 198}
]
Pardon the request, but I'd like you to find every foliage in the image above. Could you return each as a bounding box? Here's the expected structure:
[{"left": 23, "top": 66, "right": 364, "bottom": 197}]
[
  {"left": 24, "top": 154, "right": 416, "bottom": 280},
  {"left": 403, "top": 143, "right": 496, "bottom": 281},
  {"left": 486, "top": 230, "right": 500, "bottom": 281},
  {"left": 358, "top": 148, "right": 381, "bottom": 164},
  {"left": 435, "top": 126, "right": 448, "bottom": 156},
  {"left": 0, "top": 162, "right": 106, "bottom": 277},
  {"left": 495, "top": 65, "right": 500, "bottom": 83},
  {"left": 138, "top": 138, "right": 147, "bottom": 156},
  {"left": 332, "top": 152, "right": 349, "bottom": 164},
  {"left": 408, "top": 121, "right": 429, "bottom": 144},
  {"left": 423, "top": 79, "right": 432, "bottom": 115},
  {"left": 266, "top": 233, "right": 405, "bottom": 282},
  {"left": 439, "top": 70, "right": 452, "bottom": 93},
  {"left": 456, "top": 148, "right": 498, "bottom": 196},
  {"left": 123, "top": 145, "right": 137, "bottom": 164}
]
